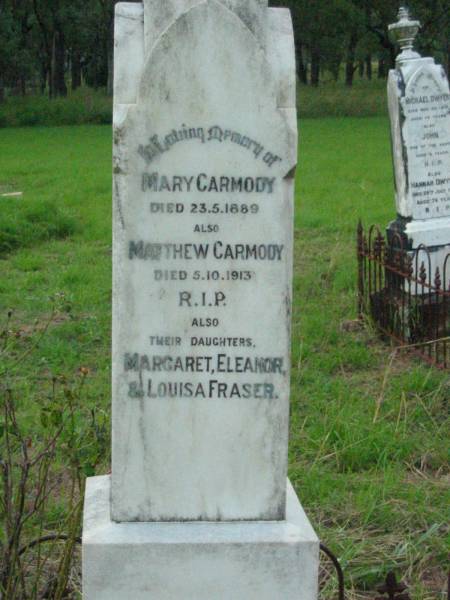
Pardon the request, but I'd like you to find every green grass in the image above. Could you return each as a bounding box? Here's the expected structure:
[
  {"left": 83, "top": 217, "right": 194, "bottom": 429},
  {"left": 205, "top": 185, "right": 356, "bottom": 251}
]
[{"left": 0, "top": 121, "right": 448, "bottom": 598}]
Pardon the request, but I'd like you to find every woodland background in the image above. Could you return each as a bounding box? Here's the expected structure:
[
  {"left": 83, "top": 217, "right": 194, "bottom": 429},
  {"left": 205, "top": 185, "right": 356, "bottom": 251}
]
[{"left": 0, "top": 0, "right": 449, "bottom": 101}]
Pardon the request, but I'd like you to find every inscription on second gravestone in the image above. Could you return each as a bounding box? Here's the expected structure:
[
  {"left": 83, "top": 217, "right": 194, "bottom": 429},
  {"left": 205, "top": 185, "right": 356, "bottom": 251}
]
[
  {"left": 389, "top": 57, "right": 450, "bottom": 221},
  {"left": 402, "top": 70, "right": 450, "bottom": 219}
]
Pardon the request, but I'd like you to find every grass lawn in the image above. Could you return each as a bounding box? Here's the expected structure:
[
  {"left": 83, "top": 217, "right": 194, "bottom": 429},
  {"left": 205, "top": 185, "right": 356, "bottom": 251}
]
[{"left": 0, "top": 121, "right": 448, "bottom": 599}]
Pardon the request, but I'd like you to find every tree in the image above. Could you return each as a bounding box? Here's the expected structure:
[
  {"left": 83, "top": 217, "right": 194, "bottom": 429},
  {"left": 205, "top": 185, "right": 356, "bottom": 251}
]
[
  {"left": 0, "top": 0, "right": 39, "bottom": 99},
  {"left": 0, "top": 0, "right": 448, "bottom": 96}
]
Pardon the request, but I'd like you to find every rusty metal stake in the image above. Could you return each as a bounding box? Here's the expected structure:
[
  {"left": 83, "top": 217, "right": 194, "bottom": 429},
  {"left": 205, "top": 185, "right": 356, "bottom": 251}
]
[
  {"left": 375, "top": 572, "right": 411, "bottom": 600},
  {"left": 320, "top": 543, "right": 345, "bottom": 600}
]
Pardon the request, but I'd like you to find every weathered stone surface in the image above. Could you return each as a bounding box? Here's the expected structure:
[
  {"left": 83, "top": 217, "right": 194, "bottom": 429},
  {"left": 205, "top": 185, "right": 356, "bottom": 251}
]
[
  {"left": 114, "top": 4, "right": 144, "bottom": 105},
  {"left": 111, "top": 0, "right": 297, "bottom": 523},
  {"left": 83, "top": 475, "right": 320, "bottom": 600},
  {"left": 143, "top": 0, "right": 268, "bottom": 54},
  {"left": 388, "top": 59, "right": 450, "bottom": 220}
]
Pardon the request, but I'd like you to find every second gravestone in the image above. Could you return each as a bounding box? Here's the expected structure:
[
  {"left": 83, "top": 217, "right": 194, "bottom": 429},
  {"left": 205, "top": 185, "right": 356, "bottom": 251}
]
[
  {"left": 387, "top": 7, "right": 450, "bottom": 278},
  {"left": 82, "top": 1, "right": 319, "bottom": 598}
]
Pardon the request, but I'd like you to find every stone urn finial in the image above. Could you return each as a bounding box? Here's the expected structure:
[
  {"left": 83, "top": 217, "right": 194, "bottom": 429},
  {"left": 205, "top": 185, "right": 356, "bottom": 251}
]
[
  {"left": 389, "top": 6, "right": 421, "bottom": 61},
  {"left": 397, "top": 6, "right": 410, "bottom": 21}
]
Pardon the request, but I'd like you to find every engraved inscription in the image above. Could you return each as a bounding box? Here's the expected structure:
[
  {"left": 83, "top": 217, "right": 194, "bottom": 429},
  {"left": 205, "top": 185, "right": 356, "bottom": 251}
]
[
  {"left": 138, "top": 124, "right": 282, "bottom": 167},
  {"left": 121, "top": 161, "right": 287, "bottom": 405},
  {"left": 402, "top": 73, "right": 450, "bottom": 218}
]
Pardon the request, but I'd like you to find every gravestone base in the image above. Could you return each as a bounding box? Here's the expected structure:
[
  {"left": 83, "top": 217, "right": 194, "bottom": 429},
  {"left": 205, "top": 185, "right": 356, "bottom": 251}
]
[
  {"left": 387, "top": 217, "right": 450, "bottom": 285},
  {"left": 82, "top": 476, "right": 319, "bottom": 600}
]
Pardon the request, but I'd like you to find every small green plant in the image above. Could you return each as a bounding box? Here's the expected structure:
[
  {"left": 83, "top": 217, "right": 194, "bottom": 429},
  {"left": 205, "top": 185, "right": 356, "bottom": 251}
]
[{"left": 0, "top": 304, "right": 108, "bottom": 599}]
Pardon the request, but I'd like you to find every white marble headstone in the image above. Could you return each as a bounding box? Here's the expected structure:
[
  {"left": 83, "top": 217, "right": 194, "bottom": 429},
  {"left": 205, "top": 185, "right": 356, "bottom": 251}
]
[
  {"left": 388, "top": 59, "right": 450, "bottom": 220},
  {"left": 112, "top": 0, "right": 297, "bottom": 523}
]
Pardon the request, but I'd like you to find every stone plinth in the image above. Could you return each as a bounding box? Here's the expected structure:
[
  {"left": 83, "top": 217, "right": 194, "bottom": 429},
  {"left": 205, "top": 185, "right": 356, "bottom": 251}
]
[{"left": 83, "top": 476, "right": 319, "bottom": 600}]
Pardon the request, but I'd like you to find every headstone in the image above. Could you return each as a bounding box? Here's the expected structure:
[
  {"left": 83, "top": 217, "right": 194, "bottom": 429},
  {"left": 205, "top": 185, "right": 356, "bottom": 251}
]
[
  {"left": 82, "top": 1, "right": 319, "bottom": 598},
  {"left": 387, "top": 6, "right": 450, "bottom": 279}
]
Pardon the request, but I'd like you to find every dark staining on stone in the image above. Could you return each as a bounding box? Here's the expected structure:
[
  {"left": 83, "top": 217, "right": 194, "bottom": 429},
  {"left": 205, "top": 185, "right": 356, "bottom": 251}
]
[
  {"left": 284, "top": 165, "right": 297, "bottom": 180},
  {"left": 234, "top": 6, "right": 255, "bottom": 32},
  {"left": 174, "top": 10, "right": 194, "bottom": 38},
  {"left": 114, "top": 179, "right": 125, "bottom": 230},
  {"left": 266, "top": 469, "right": 287, "bottom": 521},
  {"left": 118, "top": 11, "right": 143, "bottom": 23},
  {"left": 397, "top": 70, "right": 406, "bottom": 97},
  {"left": 397, "top": 77, "right": 410, "bottom": 195},
  {"left": 114, "top": 126, "right": 126, "bottom": 147},
  {"left": 386, "top": 216, "right": 413, "bottom": 251},
  {"left": 285, "top": 287, "right": 291, "bottom": 323}
]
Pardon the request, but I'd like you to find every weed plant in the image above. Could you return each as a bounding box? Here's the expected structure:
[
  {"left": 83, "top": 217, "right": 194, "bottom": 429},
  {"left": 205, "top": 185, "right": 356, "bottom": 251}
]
[{"left": 0, "top": 303, "right": 108, "bottom": 599}]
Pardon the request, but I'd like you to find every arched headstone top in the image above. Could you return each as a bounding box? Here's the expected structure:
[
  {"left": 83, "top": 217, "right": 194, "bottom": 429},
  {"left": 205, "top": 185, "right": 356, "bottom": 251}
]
[{"left": 144, "top": 0, "right": 268, "bottom": 54}]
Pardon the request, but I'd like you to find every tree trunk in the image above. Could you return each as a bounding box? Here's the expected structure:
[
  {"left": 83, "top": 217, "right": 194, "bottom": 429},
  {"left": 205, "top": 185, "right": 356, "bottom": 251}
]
[
  {"left": 310, "top": 49, "right": 320, "bottom": 87},
  {"left": 389, "top": 44, "right": 396, "bottom": 70},
  {"left": 445, "top": 40, "right": 450, "bottom": 77},
  {"left": 345, "top": 58, "right": 354, "bottom": 86},
  {"left": 330, "top": 60, "right": 341, "bottom": 82},
  {"left": 377, "top": 57, "right": 386, "bottom": 79},
  {"left": 345, "top": 33, "right": 358, "bottom": 87},
  {"left": 31, "top": 0, "right": 53, "bottom": 98},
  {"left": 365, "top": 54, "right": 372, "bottom": 80},
  {"left": 71, "top": 50, "right": 82, "bottom": 91},
  {"left": 40, "top": 61, "right": 48, "bottom": 94},
  {"left": 296, "top": 42, "right": 308, "bottom": 84},
  {"left": 106, "top": 12, "right": 114, "bottom": 96},
  {"left": 51, "top": 28, "right": 67, "bottom": 98},
  {"left": 12, "top": 79, "right": 22, "bottom": 96},
  {"left": 107, "top": 43, "right": 114, "bottom": 96},
  {"left": 0, "top": 79, "right": 4, "bottom": 103},
  {"left": 358, "top": 59, "right": 364, "bottom": 78}
]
